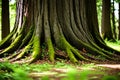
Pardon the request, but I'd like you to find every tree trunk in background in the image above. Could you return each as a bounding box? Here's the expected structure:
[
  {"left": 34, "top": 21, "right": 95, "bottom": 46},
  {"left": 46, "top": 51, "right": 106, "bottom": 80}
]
[
  {"left": 101, "top": 0, "right": 113, "bottom": 40},
  {"left": 0, "top": 0, "right": 119, "bottom": 63},
  {"left": 112, "top": 0, "right": 117, "bottom": 39},
  {"left": 119, "top": 3, "right": 120, "bottom": 40},
  {"left": 1, "top": 0, "right": 10, "bottom": 39}
]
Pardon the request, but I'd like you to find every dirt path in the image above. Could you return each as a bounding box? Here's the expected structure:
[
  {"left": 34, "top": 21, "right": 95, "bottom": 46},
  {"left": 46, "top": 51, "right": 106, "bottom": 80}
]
[{"left": 97, "top": 64, "right": 120, "bottom": 69}]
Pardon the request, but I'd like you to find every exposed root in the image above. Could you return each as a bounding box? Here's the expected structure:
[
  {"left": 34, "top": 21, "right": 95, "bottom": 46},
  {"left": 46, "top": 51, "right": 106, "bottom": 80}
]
[
  {"left": 90, "top": 41, "right": 119, "bottom": 59},
  {"left": 18, "top": 25, "right": 34, "bottom": 49},
  {"left": 56, "top": 35, "right": 89, "bottom": 63},
  {"left": 0, "top": 31, "right": 14, "bottom": 49},
  {"left": 0, "top": 34, "right": 23, "bottom": 55},
  {"left": 47, "top": 39, "right": 55, "bottom": 62},
  {"left": 3, "top": 52, "right": 19, "bottom": 61},
  {"left": 10, "top": 43, "right": 32, "bottom": 62},
  {"left": 29, "top": 36, "right": 41, "bottom": 63},
  {"left": 12, "top": 56, "right": 33, "bottom": 64}
]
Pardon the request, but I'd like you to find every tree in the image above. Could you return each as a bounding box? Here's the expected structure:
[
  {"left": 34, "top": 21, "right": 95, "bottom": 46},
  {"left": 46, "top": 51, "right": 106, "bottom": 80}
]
[
  {"left": 1, "top": 0, "right": 10, "bottom": 39},
  {"left": 119, "top": 2, "right": 120, "bottom": 39},
  {"left": 111, "top": 0, "right": 117, "bottom": 39},
  {"left": 101, "top": 0, "right": 114, "bottom": 40},
  {"left": 0, "top": 0, "right": 119, "bottom": 63}
]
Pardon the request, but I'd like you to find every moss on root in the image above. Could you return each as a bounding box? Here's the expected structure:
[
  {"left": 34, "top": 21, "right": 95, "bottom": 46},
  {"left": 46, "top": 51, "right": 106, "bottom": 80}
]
[
  {"left": 19, "top": 26, "right": 34, "bottom": 49},
  {"left": 47, "top": 38, "right": 55, "bottom": 62},
  {"left": 0, "top": 34, "right": 23, "bottom": 54},
  {"left": 10, "top": 42, "right": 33, "bottom": 62},
  {"left": 30, "top": 36, "right": 41, "bottom": 62},
  {"left": 66, "top": 48, "right": 78, "bottom": 63},
  {"left": 56, "top": 35, "right": 88, "bottom": 63},
  {"left": 0, "top": 31, "right": 14, "bottom": 49},
  {"left": 77, "top": 39, "right": 115, "bottom": 60}
]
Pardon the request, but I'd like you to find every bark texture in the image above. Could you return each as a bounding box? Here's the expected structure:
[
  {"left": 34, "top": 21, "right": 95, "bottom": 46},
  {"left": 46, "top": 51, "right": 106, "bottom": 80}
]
[
  {"left": 101, "top": 0, "right": 113, "bottom": 40},
  {"left": 119, "top": 3, "right": 120, "bottom": 40},
  {"left": 0, "top": 0, "right": 119, "bottom": 63},
  {"left": 1, "top": 0, "right": 10, "bottom": 39}
]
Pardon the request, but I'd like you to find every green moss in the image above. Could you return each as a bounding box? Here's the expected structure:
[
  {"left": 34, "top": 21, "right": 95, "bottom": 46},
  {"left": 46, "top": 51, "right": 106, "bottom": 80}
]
[
  {"left": 0, "top": 34, "right": 23, "bottom": 54},
  {"left": 19, "top": 26, "right": 34, "bottom": 48},
  {"left": 47, "top": 38, "right": 55, "bottom": 62},
  {"left": 16, "top": 43, "right": 32, "bottom": 59},
  {"left": 31, "top": 36, "right": 41, "bottom": 61},
  {"left": 0, "top": 31, "right": 14, "bottom": 48},
  {"left": 57, "top": 35, "right": 84, "bottom": 63},
  {"left": 71, "top": 48, "right": 88, "bottom": 61},
  {"left": 66, "top": 48, "right": 78, "bottom": 63},
  {"left": 78, "top": 39, "right": 114, "bottom": 60}
]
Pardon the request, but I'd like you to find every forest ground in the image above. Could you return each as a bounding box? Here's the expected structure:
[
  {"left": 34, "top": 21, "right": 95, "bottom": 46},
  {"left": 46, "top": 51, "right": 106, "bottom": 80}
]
[
  {"left": 0, "top": 59, "right": 120, "bottom": 80},
  {"left": 28, "top": 60, "right": 120, "bottom": 80}
]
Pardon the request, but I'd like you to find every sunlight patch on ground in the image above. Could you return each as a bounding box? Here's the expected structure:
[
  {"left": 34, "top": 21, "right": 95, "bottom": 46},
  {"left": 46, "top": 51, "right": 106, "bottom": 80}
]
[
  {"left": 97, "top": 64, "right": 120, "bottom": 69},
  {"left": 29, "top": 71, "right": 58, "bottom": 78}
]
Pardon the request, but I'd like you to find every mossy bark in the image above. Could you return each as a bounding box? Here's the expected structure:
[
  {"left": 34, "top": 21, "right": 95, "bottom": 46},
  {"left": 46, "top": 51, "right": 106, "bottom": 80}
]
[
  {"left": 43, "top": 0, "right": 55, "bottom": 62},
  {"left": 0, "top": 34, "right": 23, "bottom": 54},
  {"left": 30, "top": 36, "right": 41, "bottom": 62}
]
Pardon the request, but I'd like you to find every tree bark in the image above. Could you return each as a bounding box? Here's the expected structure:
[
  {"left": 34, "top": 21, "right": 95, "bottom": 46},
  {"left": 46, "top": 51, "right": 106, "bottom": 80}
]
[
  {"left": 119, "top": 3, "right": 120, "bottom": 40},
  {"left": 1, "top": 0, "right": 10, "bottom": 39},
  {"left": 112, "top": 1, "right": 117, "bottom": 39},
  {"left": 101, "top": 0, "right": 113, "bottom": 40}
]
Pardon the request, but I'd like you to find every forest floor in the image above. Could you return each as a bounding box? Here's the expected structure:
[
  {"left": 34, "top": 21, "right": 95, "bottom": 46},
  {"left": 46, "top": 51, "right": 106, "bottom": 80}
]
[
  {"left": 29, "top": 65, "right": 120, "bottom": 80},
  {"left": 0, "top": 58, "right": 120, "bottom": 80},
  {"left": 27, "top": 60, "right": 120, "bottom": 80}
]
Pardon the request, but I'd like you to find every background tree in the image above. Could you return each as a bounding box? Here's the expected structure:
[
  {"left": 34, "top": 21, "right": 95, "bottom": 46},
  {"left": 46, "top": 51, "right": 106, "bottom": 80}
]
[
  {"left": 111, "top": 0, "right": 117, "bottom": 39},
  {"left": 101, "top": 0, "right": 114, "bottom": 40},
  {"left": 0, "top": 0, "right": 119, "bottom": 63},
  {"left": 119, "top": 2, "right": 120, "bottom": 39},
  {"left": 1, "top": 0, "right": 10, "bottom": 39}
]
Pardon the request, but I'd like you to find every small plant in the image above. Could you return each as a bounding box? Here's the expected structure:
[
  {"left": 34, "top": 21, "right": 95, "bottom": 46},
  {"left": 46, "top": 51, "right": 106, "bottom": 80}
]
[
  {"left": 12, "top": 69, "right": 32, "bottom": 80},
  {"left": 102, "top": 75, "right": 118, "bottom": 80},
  {"left": 0, "top": 62, "right": 32, "bottom": 80}
]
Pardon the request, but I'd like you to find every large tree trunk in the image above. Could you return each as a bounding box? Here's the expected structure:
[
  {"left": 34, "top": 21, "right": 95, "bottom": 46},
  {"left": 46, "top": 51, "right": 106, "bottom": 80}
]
[
  {"left": 1, "top": 0, "right": 10, "bottom": 39},
  {"left": 101, "top": 0, "right": 114, "bottom": 40},
  {"left": 0, "top": 0, "right": 119, "bottom": 63}
]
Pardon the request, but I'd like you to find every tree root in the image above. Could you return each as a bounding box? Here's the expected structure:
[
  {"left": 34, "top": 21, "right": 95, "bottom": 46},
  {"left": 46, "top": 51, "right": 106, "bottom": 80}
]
[
  {"left": 56, "top": 35, "right": 89, "bottom": 63},
  {"left": 10, "top": 43, "right": 32, "bottom": 62},
  {"left": 0, "top": 34, "right": 23, "bottom": 55},
  {"left": 47, "top": 39, "right": 55, "bottom": 62},
  {"left": 0, "top": 31, "right": 14, "bottom": 49},
  {"left": 19, "top": 25, "right": 34, "bottom": 49},
  {"left": 29, "top": 36, "right": 41, "bottom": 63}
]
